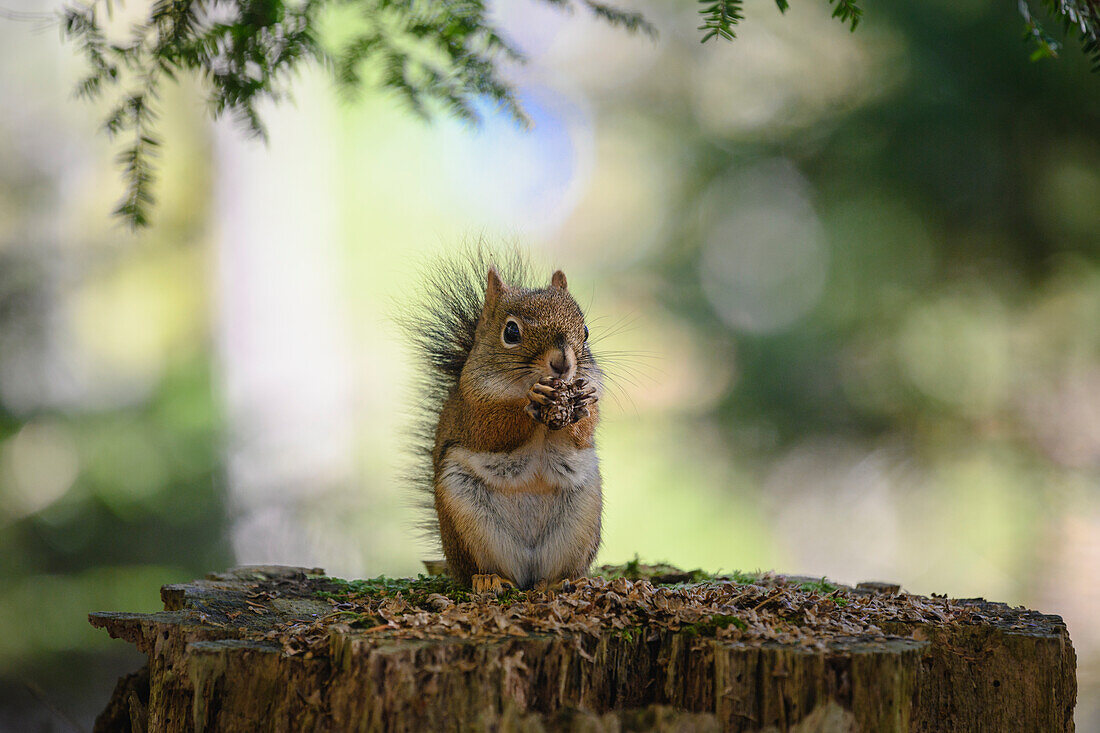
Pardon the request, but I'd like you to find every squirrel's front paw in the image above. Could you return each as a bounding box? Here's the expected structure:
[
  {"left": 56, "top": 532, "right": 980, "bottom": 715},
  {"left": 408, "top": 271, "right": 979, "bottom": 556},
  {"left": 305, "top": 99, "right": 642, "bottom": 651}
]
[
  {"left": 525, "top": 376, "right": 564, "bottom": 427},
  {"left": 568, "top": 378, "right": 598, "bottom": 424},
  {"left": 526, "top": 376, "right": 561, "bottom": 408}
]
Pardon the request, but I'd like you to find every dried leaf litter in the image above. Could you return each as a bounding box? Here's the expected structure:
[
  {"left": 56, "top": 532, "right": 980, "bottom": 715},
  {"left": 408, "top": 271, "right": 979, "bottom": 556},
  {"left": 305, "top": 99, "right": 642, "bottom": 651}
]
[{"left": 253, "top": 567, "right": 1014, "bottom": 659}]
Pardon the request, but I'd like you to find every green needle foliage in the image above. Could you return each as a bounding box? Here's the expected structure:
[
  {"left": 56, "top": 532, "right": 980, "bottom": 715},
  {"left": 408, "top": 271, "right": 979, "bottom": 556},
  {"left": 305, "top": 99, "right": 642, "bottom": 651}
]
[
  {"left": 58, "top": 0, "right": 1100, "bottom": 227},
  {"left": 826, "top": 0, "right": 861, "bottom": 31},
  {"left": 61, "top": 0, "right": 657, "bottom": 227},
  {"left": 696, "top": 0, "right": 859, "bottom": 43},
  {"left": 1020, "top": 0, "right": 1100, "bottom": 69},
  {"left": 697, "top": 1, "right": 744, "bottom": 42}
]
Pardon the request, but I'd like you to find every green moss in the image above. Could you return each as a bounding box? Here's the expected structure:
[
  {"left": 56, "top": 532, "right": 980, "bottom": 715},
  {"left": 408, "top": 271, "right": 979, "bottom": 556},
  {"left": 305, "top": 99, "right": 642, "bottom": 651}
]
[
  {"left": 724, "top": 570, "right": 763, "bottom": 585},
  {"left": 681, "top": 614, "right": 748, "bottom": 637},
  {"left": 314, "top": 573, "right": 472, "bottom": 608},
  {"left": 615, "top": 625, "right": 645, "bottom": 643},
  {"left": 797, "top": 577, "right": 839, "bottom": 594},
  {"left": 596, "top": 557, "right": 714, "bottom": 584}
]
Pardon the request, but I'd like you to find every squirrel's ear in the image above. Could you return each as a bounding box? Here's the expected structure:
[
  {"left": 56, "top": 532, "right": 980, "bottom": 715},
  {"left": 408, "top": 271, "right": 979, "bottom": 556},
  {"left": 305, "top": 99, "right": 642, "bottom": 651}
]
[
  {"left": 485, "top": 266, "right": 505, "bottom": 309},
  {"left": 550, "top": 270, "right": 568, "bottom": 291}
]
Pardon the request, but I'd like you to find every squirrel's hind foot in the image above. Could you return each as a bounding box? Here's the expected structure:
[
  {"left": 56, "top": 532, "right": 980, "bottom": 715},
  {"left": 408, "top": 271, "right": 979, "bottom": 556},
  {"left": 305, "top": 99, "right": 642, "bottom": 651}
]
[
  {"left": 471, "top": 573, "right": 517, "bottom": 595},
  {"left": 533, "top": 577, "right": 578, "bottom": 594}
]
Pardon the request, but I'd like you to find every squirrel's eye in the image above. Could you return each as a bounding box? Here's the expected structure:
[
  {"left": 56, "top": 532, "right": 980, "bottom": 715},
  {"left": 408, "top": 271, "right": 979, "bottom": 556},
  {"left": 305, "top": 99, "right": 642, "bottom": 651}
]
[
  {"left": 502, "top": 319, "right": 522, "bottom": 346},
  {"left": 584, "top": 326, "right": 589, "bottom": 342}
]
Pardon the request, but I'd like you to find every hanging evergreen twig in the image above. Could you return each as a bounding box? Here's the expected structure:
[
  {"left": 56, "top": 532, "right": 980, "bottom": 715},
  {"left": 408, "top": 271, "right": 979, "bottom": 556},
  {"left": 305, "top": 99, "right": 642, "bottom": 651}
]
[
  {"left": 1020, "top": 0, "right": 1100, "bottom": 70},
  {"left": 61, "top": 0, "right": 654, "bottom": 227},
  {"left": 697, "top": 0, "right": 743, "bottom": 42},
  {"left": 827, "top": 0, "right": 861, "bottom": 31}
]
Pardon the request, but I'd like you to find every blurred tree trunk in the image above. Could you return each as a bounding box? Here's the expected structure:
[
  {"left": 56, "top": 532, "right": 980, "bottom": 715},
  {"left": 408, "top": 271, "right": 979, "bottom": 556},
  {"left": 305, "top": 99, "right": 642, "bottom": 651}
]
[{"left": 89, "top": 566, "right": 1076, "bottom": 732}]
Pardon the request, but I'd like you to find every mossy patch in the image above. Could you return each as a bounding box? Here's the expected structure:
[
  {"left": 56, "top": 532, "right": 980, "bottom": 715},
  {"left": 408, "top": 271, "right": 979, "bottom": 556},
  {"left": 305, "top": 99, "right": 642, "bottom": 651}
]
[
  {"left": 596, "top": 556, "right": 716, "bottom": 584},
  {"left": 314, "top": 574, "right": 472, "bottom": 607},
  {"left": 314, "top": 560, "right": 774, "bottom": 610},
  {"left": 681, "top": 614, "right": 749, "bottom": 637},
  {"left": 797, "top": 577, "right": 840, "bottom": 594}
]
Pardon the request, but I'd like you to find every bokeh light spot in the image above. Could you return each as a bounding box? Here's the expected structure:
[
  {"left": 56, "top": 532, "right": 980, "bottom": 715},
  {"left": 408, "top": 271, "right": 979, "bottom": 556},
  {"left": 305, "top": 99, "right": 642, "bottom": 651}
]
[
  {"left": 0, "top": 421, "right": 79, "bottom": 520},
  {"left": 698, "top": 159, "right": 828, "bottom": 333}
]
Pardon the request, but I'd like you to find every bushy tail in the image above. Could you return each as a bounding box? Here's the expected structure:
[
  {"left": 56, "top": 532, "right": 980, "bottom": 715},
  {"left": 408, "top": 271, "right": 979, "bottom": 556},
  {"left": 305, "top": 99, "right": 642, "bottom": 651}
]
[{"left": 400, "top": 245, "right": 536, "bottom": 544}]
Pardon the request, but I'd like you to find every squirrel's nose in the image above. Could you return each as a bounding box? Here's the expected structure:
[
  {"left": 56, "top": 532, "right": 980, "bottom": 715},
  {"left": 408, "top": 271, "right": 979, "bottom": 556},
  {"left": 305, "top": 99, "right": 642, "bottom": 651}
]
[{"left": 548, "top": 345, "right": 576, "bottom": 380}]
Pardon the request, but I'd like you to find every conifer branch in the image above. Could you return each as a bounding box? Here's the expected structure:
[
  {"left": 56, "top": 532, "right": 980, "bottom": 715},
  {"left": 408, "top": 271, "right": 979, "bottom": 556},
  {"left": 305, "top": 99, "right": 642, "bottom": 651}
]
[{"left": 53, "top": 0, "right": 1100, "bottom": 227}]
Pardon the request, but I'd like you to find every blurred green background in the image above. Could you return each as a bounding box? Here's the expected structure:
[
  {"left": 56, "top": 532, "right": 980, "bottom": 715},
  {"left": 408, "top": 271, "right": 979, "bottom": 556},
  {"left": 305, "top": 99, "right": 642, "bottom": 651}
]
[{"left": 2, "top": 0, "right": 1099, "bottom": 729}]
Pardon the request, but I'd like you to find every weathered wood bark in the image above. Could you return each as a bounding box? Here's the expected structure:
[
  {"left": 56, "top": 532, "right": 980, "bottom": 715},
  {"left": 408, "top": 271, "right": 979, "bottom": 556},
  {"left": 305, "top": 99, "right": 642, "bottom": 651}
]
[{"left": 90, "top": 566, "right": 1076, "bottom": 732}]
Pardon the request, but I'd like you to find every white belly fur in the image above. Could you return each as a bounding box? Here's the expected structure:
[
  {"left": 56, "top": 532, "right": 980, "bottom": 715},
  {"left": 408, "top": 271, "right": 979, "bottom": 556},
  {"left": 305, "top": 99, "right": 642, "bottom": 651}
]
[{"left": 439, "top": 434, "right": 601, "bottom": 588}]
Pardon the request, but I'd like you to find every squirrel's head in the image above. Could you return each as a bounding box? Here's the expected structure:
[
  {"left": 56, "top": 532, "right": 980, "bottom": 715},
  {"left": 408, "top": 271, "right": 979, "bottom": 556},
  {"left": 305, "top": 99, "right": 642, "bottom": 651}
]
[{"left": 463, "top": 266, "right": 596, "bottom": 400}]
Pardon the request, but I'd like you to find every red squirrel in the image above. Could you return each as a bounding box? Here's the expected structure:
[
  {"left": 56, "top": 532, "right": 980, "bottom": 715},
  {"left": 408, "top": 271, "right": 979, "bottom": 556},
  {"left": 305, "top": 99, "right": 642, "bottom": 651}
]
[{"left": 406, "top": 253, "right": 601, "bottom": 591}]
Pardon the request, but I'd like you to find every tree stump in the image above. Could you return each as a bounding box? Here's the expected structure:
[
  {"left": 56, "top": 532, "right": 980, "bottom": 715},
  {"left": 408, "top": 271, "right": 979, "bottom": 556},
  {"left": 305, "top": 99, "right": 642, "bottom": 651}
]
[{"left": 89, "top": 565, "right": 1077, "bottom": 732}]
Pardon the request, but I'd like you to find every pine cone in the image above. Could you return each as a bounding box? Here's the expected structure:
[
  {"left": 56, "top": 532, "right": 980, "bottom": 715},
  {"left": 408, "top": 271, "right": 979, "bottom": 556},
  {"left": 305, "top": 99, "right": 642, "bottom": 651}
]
[{"left": 535, "top": 378, "right": 580, "bottom": 430}]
